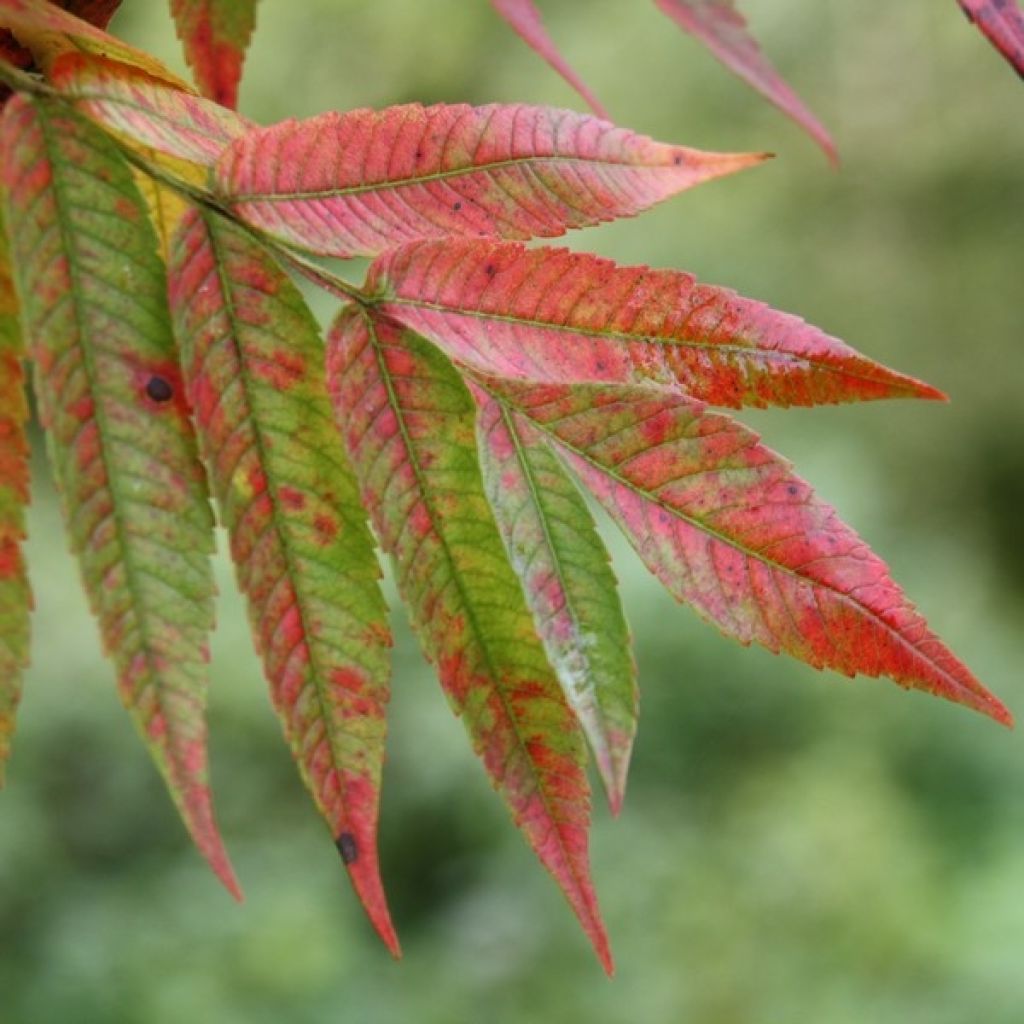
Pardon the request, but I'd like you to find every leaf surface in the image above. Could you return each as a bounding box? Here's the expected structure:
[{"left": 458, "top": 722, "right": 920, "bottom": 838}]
[
  {"left": 476, "top": 374, "right": 1011, "bottom": 725},
  {"left": 170, "top": 0, "right": 258, "bottom": 109},
  {"left": 470, "top": 383, "right": 637, "bottom": 812},
  {"left": 653, "top": 0, "right": 837, "bottom": 163},
  {"left": 327, "top": 308, "right": 611, "bottom": 972},
  {"left": 369, "top": 240, "right": 942, "bottom": 409},
  {"left": 214, "top": 103, "right": 767, "bottom": 259},
  {"left": 0, "top": 204, "right": 30, "bottom": 785},
  {"left": 168, "top": 209, "right": 397, "bottom": 952},
  {"left": 490, "top": 0, "right": 607, "bottom": 117},
  {"left": 959, "top": 0, "right": 1024, "bottom": 78},
  {"left": 52, "top": 51, "right": 251, "bottom": 165},
  {"left": 0, "top": 95, "right": 238, "bottom": 891}
]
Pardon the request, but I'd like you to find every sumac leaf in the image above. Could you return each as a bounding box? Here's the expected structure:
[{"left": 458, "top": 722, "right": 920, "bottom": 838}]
[
  {"left": 214, "top": 103, "right": 767, "bottom": 259},
  {"left": 167, "top": 210, "right": 397, "bottom": 953},
  {"left": 653, "top": 0, "right": 837, "bottom": 163},
  {"left": 170, "top": 0, "right": 258, "bottom": 109},
  {"left": 477, "top": 375, "right": 1011, "bottom": 725},
  {"left": 490, "top": 0, "right": 607, "bottom": 117},
  {"left": 369, "top": 240, "right": 942, "bottom": 409},
  {"left": 470, "top": 384, "right": 637, "bottom": 813},
  {"left": 327, "top": 309, "right": 612, "bottom": 973},
  {"left": 0, "top": 96, "right": 238, "bottom": 891},
  {"left": 52, "top": 52, "right": 250, "bottom": 165},
  {"left": 0, "top": 205, "right": 30, "bottom": 785},
  {"left": 959, "top": 0, "right": 1024, "bottom": 78}
]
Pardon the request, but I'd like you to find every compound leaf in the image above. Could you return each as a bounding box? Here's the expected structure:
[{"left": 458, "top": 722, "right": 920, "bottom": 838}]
[
  {"left": 170, "top": 0, "right": 258, "bottom": 109},
  {"left": 327, "top": 308, "right": 612, "bottom": 973},
  {"left": 490, "top": 0, "right": 607, "bottom": 117},
  {"left": 214, "top": 103, "right": 767, "bottom": 259},
  {"left": 0, "top": 95, "right": 238, "bottom": 892},
  {"left": 476, "top": 374, "right": 1010, "bottom": 725},
  {"left": 653, "top": 0, "right": 837, "bottom": 163},
  {"left": 167, "top": 208, "right": 397, "bottom": 952},
  {"left": 470, "top": 383, "right": 637, "bottom": 813},
  {"left": 368, "top": 239, "right": 943, "bottom": 409},
  {"left": 0, "top": 204, "right": 30, "bottom": 785}
]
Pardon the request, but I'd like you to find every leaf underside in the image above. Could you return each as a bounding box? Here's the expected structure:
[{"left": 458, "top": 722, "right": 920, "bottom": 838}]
[
  {"left": 652, "top": 0, "right": 838, "bottom": 162},
  {"left": 170, "top": 0, "right": 258, "bottom": 109},
  {"left": 959, "top": 0, "right": 1024, "bottom": 78},
  {"left": 167, "top": 209, "right": 397, "bottom": 951},
  {"left": 327, "top": 308, "right": 612, "bottom": 973},
  {"left": 368, "top": 239, "right": 944, "bottom": 410},
  {"left": 0, "top": 94, "right": 239, "bottom": 894},
  {"left": 0, "top": 203, "right": 30, "bottom": 785},
  {"left": 214, "top": 102, "right": 766, "bottom": 259}
]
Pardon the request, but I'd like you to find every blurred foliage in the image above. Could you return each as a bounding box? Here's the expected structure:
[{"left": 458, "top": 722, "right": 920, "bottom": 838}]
[{"left": 2, "top": 1, "right": 1023, "bottom": 1021}]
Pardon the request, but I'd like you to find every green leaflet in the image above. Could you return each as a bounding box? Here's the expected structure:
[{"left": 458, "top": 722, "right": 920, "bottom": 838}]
[
  {"left": 0, "top": 201, "right": 31, "bottom": 786},
  {"left": 0, "top": 96, "right": 237, "bottom": 892},
  {"left": 327, "top": 309, "right": 612, "bottom": 972},
  {"left": 167, "top": 209, "right": 397, "bottom": 952},
  {"left": 470, "top": 385, "right": 637, "bottom": 814}
]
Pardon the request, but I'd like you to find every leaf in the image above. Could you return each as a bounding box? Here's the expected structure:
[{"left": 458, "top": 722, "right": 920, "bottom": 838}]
[
  {"left": 214, "top": 103, "right": 768, "bottom": 259},
  {"left": 368, "top": 239, "right": 943, "bottom": 410},
  {"left": 133, "top": 157, "right": 190, "bottom": 262},
  {"left": 0, "top": 203, "right": 31, "bottom": 785},
  {"left": 475, "top": 374, "right": 1011, "bottom": 725},
  {"left": 653, "top": 0, "right": 837, "bottom": 163},
  {"left": 0, "top": 0, "right": 191, "bottom": 88},
  {"left": 60, "top": 0, "right": 120, "bottom": 29},
  {"left": 470, "top": 383, "right": 637, "bottom": 813},
  {"left": 489, "top": 0, "right": 607, "bottom": 118},
  {"left": 52, "top": 51, "right": 251, "bottom": 165},
  {"left": 167, "top": 208, "right": 397, "bottom": 952},
  {"left": 170, "top": 0, "right": 258, "bottom": 109},
  {"left": 958, "top": 0, "right": 1024, "bottom": 78},
  {"left": 0, "top": 95, "right": 238, "bottom": 892},
  {"left": 327, "top": 308, "right": 612, "bottom": 973}
]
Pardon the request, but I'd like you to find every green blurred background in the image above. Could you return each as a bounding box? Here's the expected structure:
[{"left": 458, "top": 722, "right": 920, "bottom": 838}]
[{"left": 3, "top": 2, "right": 1023, "bottom": 1021}]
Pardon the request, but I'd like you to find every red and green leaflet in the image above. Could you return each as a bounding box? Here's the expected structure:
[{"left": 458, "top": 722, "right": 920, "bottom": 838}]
[
  {"left": 959, "top": 0, "right": 1024, "bottom": 77},
  {"left": 212, "top": 103, "right": 766, "bottom": 259},
  {"left": 168, "top": 209, "right": 397, "bottom": 952},
  {"left": 0, "top": 0, "right": 1015, "bottom": 973},
  {"left": 0, "top": 95, "right": 238, "bottom": 892},
  {"left": 0, "top": 207, "right": 29, "bottom": 784}
]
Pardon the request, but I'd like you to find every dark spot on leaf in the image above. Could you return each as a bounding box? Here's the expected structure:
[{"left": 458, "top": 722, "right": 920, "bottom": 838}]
[
  {"left": 485, "top": 264, "right": 496, "bottom": 277},
  {"left": 336, "top": 832, "right": 358, "bottom": 864},
  {"left": 673, "top": 154, "right": 683, "bottom": 166},
  {"left": 146, "top": 376, "right": 173, "bottom": 403},
  {"left": 453, "top": 201, "right": 462, "bottom": 211},
  {"left": 787, "top": 484, "right": 798, "bottom": 496}
]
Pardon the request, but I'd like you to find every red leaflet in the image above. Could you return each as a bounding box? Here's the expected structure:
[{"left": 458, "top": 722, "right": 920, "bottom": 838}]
[
  {"left": 214, "top": 104, "right": 767, "bottom": 259},
  {"left": 168, "top": 210, "right": 396, "bottom": 953},
  {"left": 959, "top": 0, "right": 1024, "bottom": 78},
  {"left": 653, "top": 0, "right": 837, "bottom": 163},
  {"left": 478, "top": 376, "right": 1011, "bottom": 725},
  {"left": 170, "top": 0, "right": 258, "bottom": 108},
  {"left": 328, "top": 309, "right": 612, "bottom": 972},
  {"left": 490, "top": 0, "right": 607, "bottom": 117},
  {"left": 61, "top": 0, "right": 120, "bottom": 27},
  {"left": 369, "top": 240, "right": 942, "bottom": 409},
  {"left": 52, "top": 52, "right": 251, "bottom": 165}
]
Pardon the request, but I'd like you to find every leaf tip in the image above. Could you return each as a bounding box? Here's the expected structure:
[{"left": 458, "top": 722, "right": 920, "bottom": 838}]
[{"left": 335, "top": 830, "right": 402, "bottom": 958}]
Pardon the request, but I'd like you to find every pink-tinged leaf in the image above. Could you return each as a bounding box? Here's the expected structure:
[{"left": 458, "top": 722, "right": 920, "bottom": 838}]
[
  {"left": 470, "top": 384, "right": 637, "bottom": 813},
  {"left": 214, "top": 103, "right": 768, "bottom": 259},
  {"left": 0, "top": 206, "right": 31, "bottom": 785},
  {"left": 490, "top": 0, "right": 607, "bottom": 117},
  {"left": 654, "top": 0, "right": 837, "bottom": 163},
  {"left": 168, "top": 209, "right": 397, "bottom": 953},
  {"left": 369, "top": 240, "right": 943, "bottom": 409},
  {"left": 52, "top": 52, "right": 251, "bottom": 165},
  {"left": 476, "top": 374, "right": 1011, "bottom": 725},
  {"left": 170, "top": 0, "right": 258, "bottom": 109},
  {"left": 0, "top": 0, "right": 191, "bottom": 87},
  {"left": 0, "top": 95, "right": 239, "bottom": 893},
  {"left": 327, "top": 308, "right": 612, "bottom": 973},
  {"left": 959, "top": 0, "right": 1024, "bottom": 78}
]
